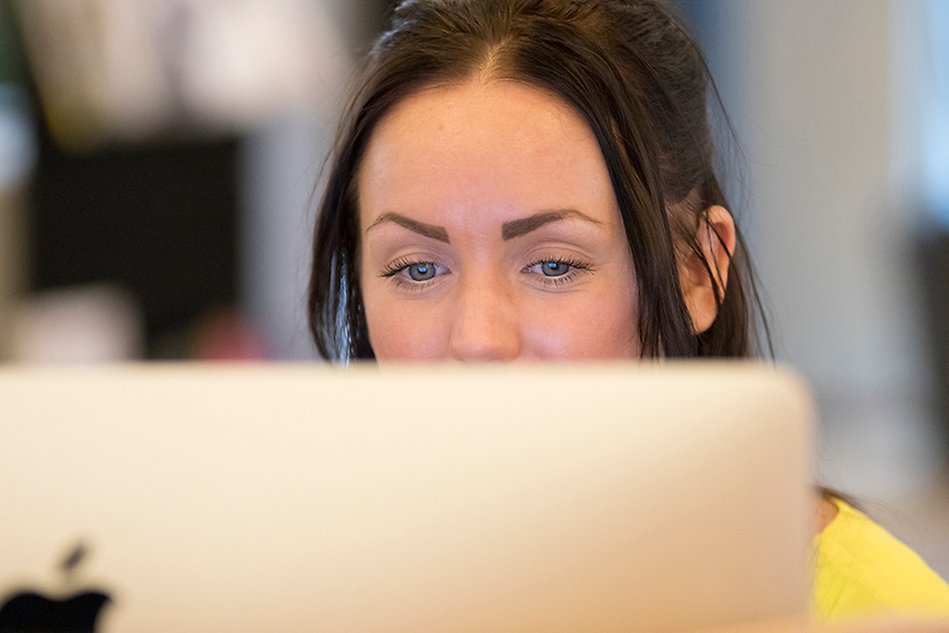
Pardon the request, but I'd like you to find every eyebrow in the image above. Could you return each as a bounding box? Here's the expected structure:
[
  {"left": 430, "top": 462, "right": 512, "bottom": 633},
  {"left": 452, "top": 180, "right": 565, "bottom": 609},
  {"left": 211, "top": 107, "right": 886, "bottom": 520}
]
[
  {"left": 501, "top": 209, "right": 604, "bottom": 240},
  {"left": 364, "top": 208, "right": 604, "bottom": 244},
  {"left": 365, "top": 212, "right": 451, "bottom": 243}
]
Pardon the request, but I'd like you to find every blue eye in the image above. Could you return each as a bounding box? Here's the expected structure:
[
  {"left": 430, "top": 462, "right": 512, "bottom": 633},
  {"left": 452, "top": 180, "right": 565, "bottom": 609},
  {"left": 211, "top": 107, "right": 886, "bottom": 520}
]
[
  {"left": 380, "top": 258, "right": 446, "bottom": 284},
  {"left": 540, "top": 261, "right": 571, "bottom": 277},
  {"left": 524, "top": 257, "right": 592, "bottom": 284},
  {"left": 408, "top": 262, "right": 436, "bottom": 281}
]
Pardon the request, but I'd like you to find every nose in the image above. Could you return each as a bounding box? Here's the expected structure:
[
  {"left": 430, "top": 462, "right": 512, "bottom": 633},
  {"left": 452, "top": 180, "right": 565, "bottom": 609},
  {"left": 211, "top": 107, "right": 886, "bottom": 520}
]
[{"left": 448, "top": 277, "right": 521, "bottom": 362}]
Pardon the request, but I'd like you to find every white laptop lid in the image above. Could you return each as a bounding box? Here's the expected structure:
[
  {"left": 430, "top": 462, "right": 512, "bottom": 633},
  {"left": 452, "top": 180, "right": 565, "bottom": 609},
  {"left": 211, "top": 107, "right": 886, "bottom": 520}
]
[{"left": 0, "top": 363, "right": 814, "bottom": 633}]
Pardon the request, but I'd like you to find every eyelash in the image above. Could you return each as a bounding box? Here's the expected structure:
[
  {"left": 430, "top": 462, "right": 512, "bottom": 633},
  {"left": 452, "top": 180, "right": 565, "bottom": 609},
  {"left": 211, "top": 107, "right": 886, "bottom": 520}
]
[{"left": 380, "top": 257, "right": 418, "bottom": 278}]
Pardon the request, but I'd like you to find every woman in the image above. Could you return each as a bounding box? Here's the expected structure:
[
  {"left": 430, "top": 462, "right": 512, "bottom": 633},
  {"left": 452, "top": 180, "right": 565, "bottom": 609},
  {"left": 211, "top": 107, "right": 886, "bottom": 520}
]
[{"left": 308, "top": 0, "right": 949, "bottom": 625}]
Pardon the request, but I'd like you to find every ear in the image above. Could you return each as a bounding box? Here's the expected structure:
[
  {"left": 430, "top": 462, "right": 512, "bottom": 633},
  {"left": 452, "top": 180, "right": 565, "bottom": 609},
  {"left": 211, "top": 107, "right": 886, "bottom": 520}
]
[{"left": 679, "top": 205, "right": 737, "bottom": 335}]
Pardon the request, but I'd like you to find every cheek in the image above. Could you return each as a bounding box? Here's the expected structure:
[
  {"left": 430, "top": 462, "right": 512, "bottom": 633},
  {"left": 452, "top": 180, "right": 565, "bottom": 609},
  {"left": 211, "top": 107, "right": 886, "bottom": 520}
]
[
  {"left": 521, "top": 283, "right": 640, "bottom": 360},
  {"left": 361, "top": 288, "right": 449, "bottom": 362}
]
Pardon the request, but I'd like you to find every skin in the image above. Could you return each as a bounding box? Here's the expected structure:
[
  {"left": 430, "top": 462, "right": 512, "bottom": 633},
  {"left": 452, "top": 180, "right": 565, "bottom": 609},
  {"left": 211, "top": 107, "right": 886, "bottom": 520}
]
[
  {"left": 355, "top": 77, "right": 838, "bottom": 530},
  {"left": 358, "top": 79, "right": 642, "bottom": 362}
]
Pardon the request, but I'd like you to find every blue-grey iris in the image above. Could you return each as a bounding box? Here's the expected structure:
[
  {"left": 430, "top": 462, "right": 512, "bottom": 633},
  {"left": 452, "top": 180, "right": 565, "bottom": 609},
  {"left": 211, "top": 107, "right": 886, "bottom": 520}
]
[
  {"left": 542, "top": 261, "right": 570, "bottom": 277},
  {"left": 409, "top": 263, "right": 436, "bottom": 281}
]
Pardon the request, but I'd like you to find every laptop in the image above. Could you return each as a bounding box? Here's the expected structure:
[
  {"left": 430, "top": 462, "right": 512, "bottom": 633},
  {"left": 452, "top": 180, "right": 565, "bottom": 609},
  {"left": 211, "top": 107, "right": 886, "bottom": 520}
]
[{"left": 0, "top": 363, "right": 814, "bottom": 633}]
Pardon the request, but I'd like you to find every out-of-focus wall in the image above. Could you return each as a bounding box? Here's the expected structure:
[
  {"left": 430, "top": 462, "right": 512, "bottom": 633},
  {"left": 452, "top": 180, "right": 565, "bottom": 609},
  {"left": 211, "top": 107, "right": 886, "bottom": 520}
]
[
  {"left": 685, "top": 0, "right": 942, "bottom": 496},
  {"left": 0, "top": 3, "right": 35, "bottom": 358},
  {"left": 239, "top": 2, "right": 396, "bottom": 360},
  {"left": 684, "top": 0, "right": 948, "bottom": 572},
  {"left": 2, "top": 0, "right": 384, "bottom": 362},
  {"left": 238, "top": 0, "right": 361, "bottom": 360},
  {"left": 238, "top": 1, "right": 387, "bottom": 359}
]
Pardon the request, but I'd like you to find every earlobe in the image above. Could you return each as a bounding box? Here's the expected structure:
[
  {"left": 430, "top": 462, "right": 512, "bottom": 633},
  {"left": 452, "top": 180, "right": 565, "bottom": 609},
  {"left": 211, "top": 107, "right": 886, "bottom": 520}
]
[{"left": 679, "top": 205, "right": 737, "bottom": 335}]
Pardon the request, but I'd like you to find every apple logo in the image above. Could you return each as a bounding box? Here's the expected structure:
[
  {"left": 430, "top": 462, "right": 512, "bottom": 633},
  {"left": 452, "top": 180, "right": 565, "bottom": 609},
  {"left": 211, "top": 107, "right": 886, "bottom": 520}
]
[{"left": 0, "top": 542, "right": 111, "bottom": 633}]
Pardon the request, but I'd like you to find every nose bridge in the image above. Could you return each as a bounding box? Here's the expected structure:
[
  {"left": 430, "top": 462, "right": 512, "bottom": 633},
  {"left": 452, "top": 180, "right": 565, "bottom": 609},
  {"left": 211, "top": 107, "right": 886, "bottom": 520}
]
[{"left": 449, "top": 271, "right": 521, "bottom": 362}]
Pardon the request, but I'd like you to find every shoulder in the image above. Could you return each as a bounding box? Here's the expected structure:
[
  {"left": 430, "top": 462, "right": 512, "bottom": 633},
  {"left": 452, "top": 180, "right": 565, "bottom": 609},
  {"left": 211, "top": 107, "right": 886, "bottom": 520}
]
[{"left": 813, "top": 497, "right": 949, "bottom": 623}]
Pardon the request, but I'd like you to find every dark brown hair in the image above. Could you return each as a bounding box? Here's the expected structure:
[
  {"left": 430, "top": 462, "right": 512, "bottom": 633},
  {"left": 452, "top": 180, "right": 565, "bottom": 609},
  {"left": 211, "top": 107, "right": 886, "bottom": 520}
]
[{"left": 308, "top": 0, "right": 766, "bottom": 361}]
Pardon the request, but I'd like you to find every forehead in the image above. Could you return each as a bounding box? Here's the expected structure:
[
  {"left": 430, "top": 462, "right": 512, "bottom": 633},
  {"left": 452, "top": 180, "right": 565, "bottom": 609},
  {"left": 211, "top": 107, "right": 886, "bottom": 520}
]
[{"left": 357, "top": 79, "right": 620, "bottom": 228}]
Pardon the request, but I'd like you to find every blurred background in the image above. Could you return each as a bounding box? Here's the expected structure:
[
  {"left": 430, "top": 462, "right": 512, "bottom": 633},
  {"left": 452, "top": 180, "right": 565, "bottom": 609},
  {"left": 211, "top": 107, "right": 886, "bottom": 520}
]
[{"left": 0, "top": 0, "right": 946, "bottom": 572}]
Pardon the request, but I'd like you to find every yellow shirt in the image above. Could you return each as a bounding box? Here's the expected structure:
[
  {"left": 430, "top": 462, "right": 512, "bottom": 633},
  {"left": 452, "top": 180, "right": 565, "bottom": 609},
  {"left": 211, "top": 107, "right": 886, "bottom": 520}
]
[{"left": 813, "top": 498, "right": 949, "bottom": 622}]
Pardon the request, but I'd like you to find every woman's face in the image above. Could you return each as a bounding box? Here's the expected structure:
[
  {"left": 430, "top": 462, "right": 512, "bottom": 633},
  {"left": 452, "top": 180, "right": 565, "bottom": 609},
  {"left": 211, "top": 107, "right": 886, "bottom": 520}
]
[{"left": 357, "top": 79, "right": 640, "bottom": 362}]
